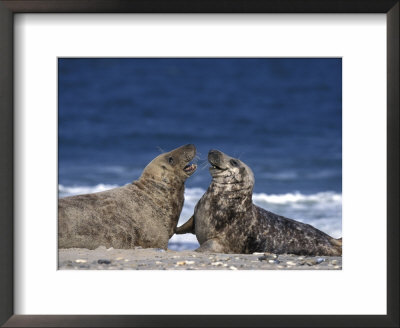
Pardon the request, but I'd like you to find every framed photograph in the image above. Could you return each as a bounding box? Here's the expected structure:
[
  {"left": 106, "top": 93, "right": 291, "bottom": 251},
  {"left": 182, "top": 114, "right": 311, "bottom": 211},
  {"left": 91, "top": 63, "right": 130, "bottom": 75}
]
[
  {"left": 0, "top": 1, "right": 398, "bottom": 327},
  {"left": 57, "top": 57, "right": 343, "bottom": 269}
]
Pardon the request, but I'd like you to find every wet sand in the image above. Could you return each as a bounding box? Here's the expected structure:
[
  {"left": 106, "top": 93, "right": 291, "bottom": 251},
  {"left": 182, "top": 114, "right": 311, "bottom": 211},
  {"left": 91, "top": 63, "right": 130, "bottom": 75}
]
[{"left": 59, "top": 246, "right": 342, "bottom": 270}]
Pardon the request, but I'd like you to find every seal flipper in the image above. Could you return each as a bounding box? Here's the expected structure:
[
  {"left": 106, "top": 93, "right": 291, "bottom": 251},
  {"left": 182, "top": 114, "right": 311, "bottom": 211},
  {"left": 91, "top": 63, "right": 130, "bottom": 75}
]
[
  {"left": 328, "top": 237, "right": 342, "bottom": 255},
  {"left": 195, "top": 239, "right": 225, "bottom": 253},
  {"left": 175, "top": 215, "right": 195, "bottom": 234},
  {"left": 330, "top": 237, "right": 342, "bottom": 247}
]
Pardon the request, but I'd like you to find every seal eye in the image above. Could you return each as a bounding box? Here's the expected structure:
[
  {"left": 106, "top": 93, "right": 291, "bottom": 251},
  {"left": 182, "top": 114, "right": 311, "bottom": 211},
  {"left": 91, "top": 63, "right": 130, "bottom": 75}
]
[
  {"left": 168, "top": 157, "right": 174, "bottom": 164},
  {"left": 230, "top": 159, "right": 239, "bottom": 166}
]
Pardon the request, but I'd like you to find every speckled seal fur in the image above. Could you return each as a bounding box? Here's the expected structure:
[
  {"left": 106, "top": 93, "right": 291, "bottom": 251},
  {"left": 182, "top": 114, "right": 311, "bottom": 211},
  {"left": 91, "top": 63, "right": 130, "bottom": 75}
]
[
  {"left": 59, "top": 144, "right": 197, "bottom": 250},
  {"left": 176, "top": 150, "right": 342, "bottom": 256}
]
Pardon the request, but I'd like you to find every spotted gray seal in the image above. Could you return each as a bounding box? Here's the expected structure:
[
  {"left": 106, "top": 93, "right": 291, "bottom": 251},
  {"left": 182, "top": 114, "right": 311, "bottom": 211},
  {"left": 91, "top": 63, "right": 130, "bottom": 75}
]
[
  {"left": 176, "top": 149, "right": 342, "bottom": 256},
  {"left": 58, "top": 144, "right": 197, "bottom": 250}
]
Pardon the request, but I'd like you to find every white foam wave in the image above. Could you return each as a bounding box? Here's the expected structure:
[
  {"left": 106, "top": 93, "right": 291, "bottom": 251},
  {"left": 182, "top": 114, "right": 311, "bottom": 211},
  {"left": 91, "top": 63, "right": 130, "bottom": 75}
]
[
  {"left": 252, "top": 191, "right": 342, "bottom": 205},
  {"left": 58, "top": 184, "right": 118, "bottom": 197}
]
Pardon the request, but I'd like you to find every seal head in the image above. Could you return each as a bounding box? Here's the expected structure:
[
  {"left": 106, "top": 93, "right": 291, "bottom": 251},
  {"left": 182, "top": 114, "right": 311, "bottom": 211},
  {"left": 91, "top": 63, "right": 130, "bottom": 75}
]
[
  {"left": 140, "top": 143, "right": 197, "bottom": 184},
  {"left": 208, "top": 149, "right": 254, "bottom": 188}
]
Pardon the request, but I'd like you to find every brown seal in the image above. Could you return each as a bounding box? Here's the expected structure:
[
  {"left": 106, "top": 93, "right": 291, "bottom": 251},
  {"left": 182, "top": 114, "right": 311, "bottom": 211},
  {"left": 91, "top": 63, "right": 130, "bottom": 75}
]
[
  {"left": 58, "top": 144, "right": 197, "bottom": 250},
  {"left": 176, "top": 149, "right": 342, "bottom": 256}
]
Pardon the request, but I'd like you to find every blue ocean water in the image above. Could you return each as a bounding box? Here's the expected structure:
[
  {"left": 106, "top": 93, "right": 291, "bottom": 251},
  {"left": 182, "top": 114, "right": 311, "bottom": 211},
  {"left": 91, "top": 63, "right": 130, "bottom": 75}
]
[{"left": 58, "top": 58, "right": 342, "bottom": 249}]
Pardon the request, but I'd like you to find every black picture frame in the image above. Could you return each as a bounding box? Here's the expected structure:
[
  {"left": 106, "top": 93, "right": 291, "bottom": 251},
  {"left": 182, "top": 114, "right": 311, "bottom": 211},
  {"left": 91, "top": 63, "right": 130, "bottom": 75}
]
[{"left": 0, "top": 1, "right": 398, "bottom": 327}]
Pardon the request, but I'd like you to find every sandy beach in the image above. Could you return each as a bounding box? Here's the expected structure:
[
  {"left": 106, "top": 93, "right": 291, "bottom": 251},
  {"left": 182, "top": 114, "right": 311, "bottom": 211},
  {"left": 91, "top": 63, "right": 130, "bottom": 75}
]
[{"left": 59, "top": 246, "right": 342, "bottom": 270}]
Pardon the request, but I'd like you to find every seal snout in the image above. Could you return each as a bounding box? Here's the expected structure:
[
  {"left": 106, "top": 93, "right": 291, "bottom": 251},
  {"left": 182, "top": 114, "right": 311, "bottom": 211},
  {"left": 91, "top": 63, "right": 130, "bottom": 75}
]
[
  {"left": 182, "top": 144, "right": 197, "bottom": 176},
  {"left": 183, "top": 143, "right": 196, "bottom": 152},
  {"left": 208, "top": 149, "right": 224, "bottom": 169},
  {"left": 182, "top": 144, "right": 196, "bottom": 161}
]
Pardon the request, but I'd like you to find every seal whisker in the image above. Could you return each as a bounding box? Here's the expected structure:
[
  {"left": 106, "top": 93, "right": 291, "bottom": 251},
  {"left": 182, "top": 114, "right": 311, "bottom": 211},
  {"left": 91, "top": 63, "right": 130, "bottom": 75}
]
[
  {"left": 236, "top": 151, "right": 246, "bottom": 160},
  {"left": 156, "top": 146, "right": 165, "bottom": 154},
  {"left": 199, "top": 160, "right": 210, "bottom": 170},
  {"left": 192, "top": 154, "right": 202, "bottom": 163}
]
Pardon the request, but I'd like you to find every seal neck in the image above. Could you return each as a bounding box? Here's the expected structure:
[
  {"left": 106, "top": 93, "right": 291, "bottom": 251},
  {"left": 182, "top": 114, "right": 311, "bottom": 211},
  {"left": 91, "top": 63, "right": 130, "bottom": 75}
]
[
  {"left": 133, "top": 177, "right": 185, "bottom": 237},
  {"left": 134, "top": 177, "right": 184, "bottom": 199},
  {"left": 210, "top": 180, "right": 253, "bottom": 193},
  {"left": 208, "top": 181, "right": 253, "bottom": 210}
]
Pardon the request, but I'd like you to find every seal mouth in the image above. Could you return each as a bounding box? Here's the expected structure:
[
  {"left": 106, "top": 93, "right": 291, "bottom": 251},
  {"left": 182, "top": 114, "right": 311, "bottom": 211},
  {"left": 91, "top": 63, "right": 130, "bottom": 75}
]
[
  {"left": 210, "top": 164, "right": 226, "bottom": 171},
  {"left": 208, "top": 158, "right": 227, "bottom": 171},
  {"left": 183, "top": 163, "right": 197, "bottom": 175}
]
